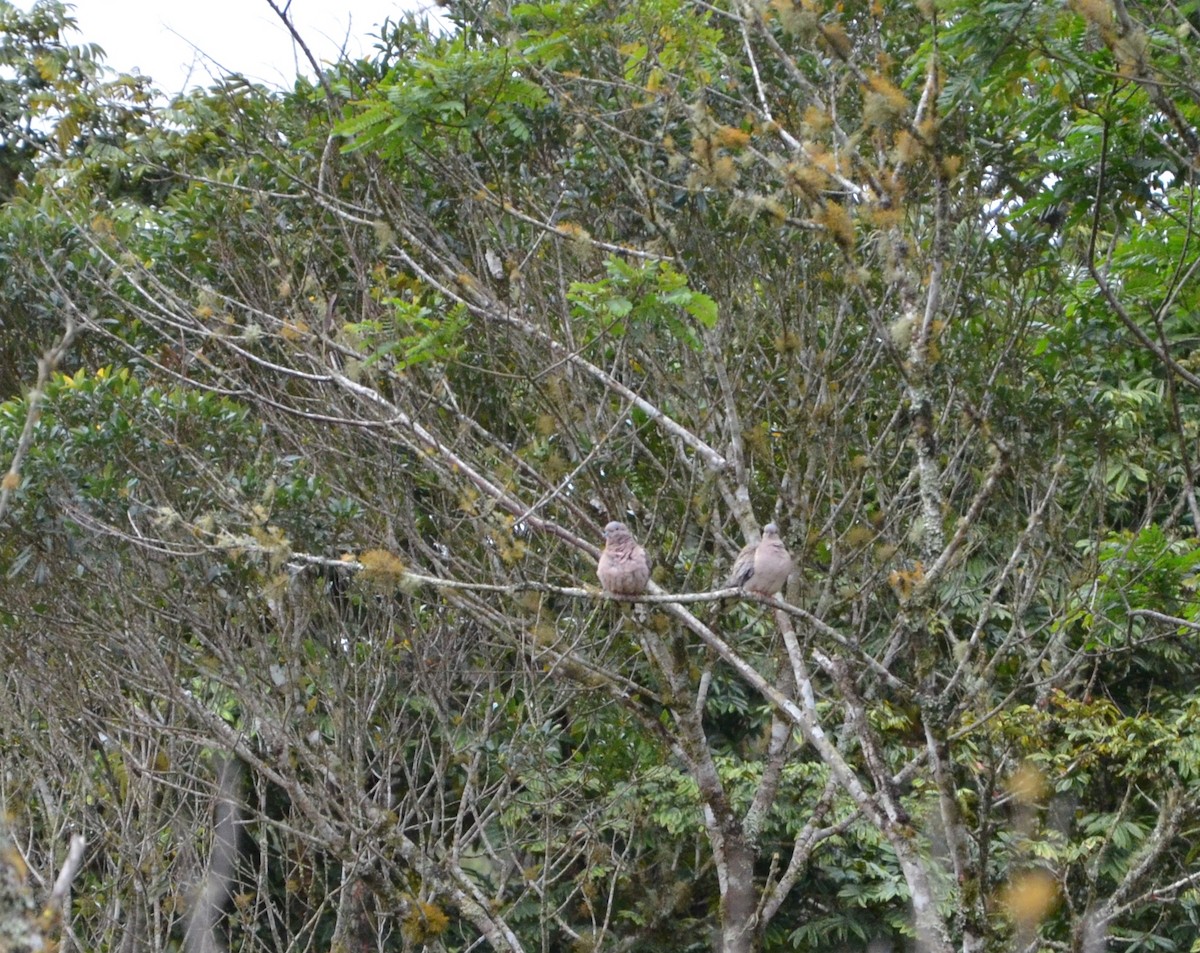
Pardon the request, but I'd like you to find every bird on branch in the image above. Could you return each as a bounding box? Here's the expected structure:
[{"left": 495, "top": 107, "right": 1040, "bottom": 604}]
[
  {"left": 597, "top": 521, "right": 650, "bottom": 595},
  {"left": 727, "top": 522, "right": 793, "bottom": 597}
]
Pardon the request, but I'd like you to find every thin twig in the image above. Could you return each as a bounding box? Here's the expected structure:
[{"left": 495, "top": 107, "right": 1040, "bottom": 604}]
[{"left": 0, "top": 319, "right": 77, "bottom": 524}]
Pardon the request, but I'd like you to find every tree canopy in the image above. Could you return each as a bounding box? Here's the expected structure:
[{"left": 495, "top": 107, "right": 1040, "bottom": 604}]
[{"left": 5, "top": 0, "right": 1200, "bottom": 950}]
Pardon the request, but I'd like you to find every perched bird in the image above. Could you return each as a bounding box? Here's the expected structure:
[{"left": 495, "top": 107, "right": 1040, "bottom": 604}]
[
  {"left": 597, "top": 521, "right": 650, "bottom": 595},
  {"left": 727, "top": 522, "right": 793, "bottom": 597}
]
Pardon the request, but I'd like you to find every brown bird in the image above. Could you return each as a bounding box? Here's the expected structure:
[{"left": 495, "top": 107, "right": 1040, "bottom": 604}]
[
  {"left": 727, "top": 522, "right": 793, "bottom": 597},
  {"left": 597, "top": 521, "right": 650, "bottom": 595}
]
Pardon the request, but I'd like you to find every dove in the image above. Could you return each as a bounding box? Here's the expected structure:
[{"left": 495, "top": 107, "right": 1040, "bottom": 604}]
[
  {"left": 727, "top": 522, "right": 793, "bottom": 597},
  {"left": 596, "top": 521, "right": 650, "bottom": 595}
]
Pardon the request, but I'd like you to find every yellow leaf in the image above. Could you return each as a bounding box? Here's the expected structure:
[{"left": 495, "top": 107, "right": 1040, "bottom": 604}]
[
  {"left": 1007, "top": 762, "right": 1048, "bottom": 805},
  {"left": 281, "top": 320, "right": 310, "bottom": 342},
  {"left": 814, "top": 201, "right": 855, "bottom": 249},
  {"left": 713, "top": 125, "right": 751, "bottom": 150},
  {"left": 999, "top": 870, "right": 1060, "bottom": 928},
  {"left": 359, "top": 549, "right": 406, "bottom": 583}
]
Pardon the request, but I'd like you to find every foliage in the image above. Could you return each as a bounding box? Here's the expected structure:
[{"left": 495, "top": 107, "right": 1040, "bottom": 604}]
[{"left": 6, "top": 0, "right": 1200, "bottom": 951}]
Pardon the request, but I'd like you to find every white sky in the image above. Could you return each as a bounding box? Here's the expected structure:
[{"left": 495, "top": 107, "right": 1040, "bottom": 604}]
[{"left": 60, "top": 0, "right": 446, "bottom": 96}]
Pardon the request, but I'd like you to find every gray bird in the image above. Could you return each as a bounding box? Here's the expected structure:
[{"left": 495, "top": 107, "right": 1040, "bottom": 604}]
[
  {"left": 727, "top": 522, "right": 793, "bottom": 597},
  {"left": 597, "top": 521, "right": 650, "bottom": 595}
]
